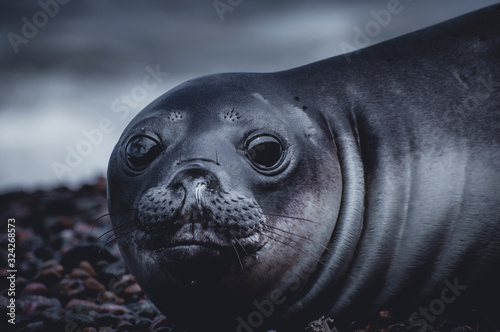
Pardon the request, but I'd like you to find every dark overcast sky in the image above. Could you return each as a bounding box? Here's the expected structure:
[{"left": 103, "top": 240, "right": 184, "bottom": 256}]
[{"left": 0, "top": 0, "right": 498, "bottom": 193}]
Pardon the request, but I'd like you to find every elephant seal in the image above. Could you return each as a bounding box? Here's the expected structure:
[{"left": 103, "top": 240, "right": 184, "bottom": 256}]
[{"left": 107, "top": 5, "right": 500, "bottom": 331}]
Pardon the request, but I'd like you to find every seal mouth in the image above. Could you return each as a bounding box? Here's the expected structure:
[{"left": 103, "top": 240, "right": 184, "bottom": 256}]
[
  {"left": 147, "top": 242, "right": 235, "bottom": 260},
  {"left": 136, "top": 222, "right": 263, "bottom": 261}
]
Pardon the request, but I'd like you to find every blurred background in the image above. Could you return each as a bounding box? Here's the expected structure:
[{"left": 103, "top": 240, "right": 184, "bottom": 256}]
[{"left": 0, "top": 0, "right": 498, "bottom": 194}]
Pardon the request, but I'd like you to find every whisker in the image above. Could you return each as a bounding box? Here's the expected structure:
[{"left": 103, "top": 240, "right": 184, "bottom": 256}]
[
  {"left": 263, "top": 224, "right": 329, "bottom": 252},
  {"left": 263, "top": 213, "right": 320, "bottom": 225},
  {"left": 231, "top": 242, "right": 244, "bottom": 270},
  {"left": 92, "top": 208, "right": 138, "bottom": 231},
  {"left": 231, "top": 234, "right": 249, "bottom": 257},
  {"left": 140, "top": 237, "right": 149, "bottom": 250},
  {"left": 98, "top": 222, "right": 139, "bottom": 251},
  {"left": 96, "top": 221, "right": 135, "bottom": 242},
  {"left": 262, "top": 228, "right": 313, "bottom": 254},
  {"left": 92, "top": 213, "right": 111, "bottom": 231},
  {"left": 260, "top": 232, "right": 335, "bottom": 274}
]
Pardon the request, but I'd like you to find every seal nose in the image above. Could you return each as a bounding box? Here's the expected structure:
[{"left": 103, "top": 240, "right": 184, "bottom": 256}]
[
  {"left": 170, "top": 167, "right": 220, "bottom": 214},
  {"left": 137, "top": 167, "right": 220, "bottom": 228}
]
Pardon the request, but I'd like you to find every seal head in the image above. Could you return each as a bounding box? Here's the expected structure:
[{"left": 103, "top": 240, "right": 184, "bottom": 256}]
[{"left": 107, "top": 76, "right": 343, "bottom": 330}]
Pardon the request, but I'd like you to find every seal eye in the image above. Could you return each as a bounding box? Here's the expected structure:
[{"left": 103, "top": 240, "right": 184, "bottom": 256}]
[
  {"left": 126, "top": 135, "right": 162, "bottom": 171},
  {"left": 246, "top": 135, "right": 284, "bottom": 170}
]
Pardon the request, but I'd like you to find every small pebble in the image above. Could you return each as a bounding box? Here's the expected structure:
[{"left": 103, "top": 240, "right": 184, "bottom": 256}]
[
  {"left": 98, "top": 327, "right": 115, "bottom": 332},
  {"left": 56, "top": 278, "right": 85, "bottom": 297},
  {"left": 70, "top": 267, "right": 93, "bottom": 279},
  {"left": 25, "top": 321, "right": 45, "bottom": 330},
  {"left": 21, "top": 282, "right": 48, "bottom": 296},
  {"left": 150, "top": 315, "right": 170, "bottom": 331},
  {"left": 95, "top": 312, "right": 120, "bottom": 327},
  {"left": 34, "top": 246, "right": 55, "bottom": 260},
  {"left": 60, "top": 313, "right": 97, "bottom": 329},
  {"left": 61, "top": 244, "right": 117, "bottom": 272},
  {"left": 66, "top": 298, "right": 100, "bottom": 310},
  {"left": 34, "top": 266, "right": 62, "bottom": 286},
  {"left": 40, "top": 260, "right": 64, "bottom": 272},
  {"left": 79, "top": 260, "right": 97, "bottom": 277},
  {"left": 124, "top": 282, "right": 142, "bottom": 294},
  {"left": 84, "top": 278, "right": 106, "bottom": 291},
  {"left": 378, "top": 310, "right": 393, "bottom": 326},
  {"left": 117, "top": 321, "right": 135, "bottom": 331},
  {"left": 101, "top": 303, "right": 129, "bottom": 314},
  {"left": 151, "top": 328, "right": 174, "bottom": 332},
  {"left": 99, "top": 290, "right": 125, "bottom": 304},
  {"left": 83, "top": 328, "right": 98, "bottom": 332}
]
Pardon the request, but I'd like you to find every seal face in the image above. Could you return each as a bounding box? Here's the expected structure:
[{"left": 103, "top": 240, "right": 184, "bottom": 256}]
[
  {"left": 108, "top": 81, "right": 342, "bottom": 330},
  {"left": 108, "top": 5, "right": 500, "bottom": 331}
]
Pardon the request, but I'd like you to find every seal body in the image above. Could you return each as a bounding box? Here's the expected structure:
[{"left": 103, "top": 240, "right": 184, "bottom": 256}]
[{"left": 107, "top": 5, "right": 500, "bottom": 331}]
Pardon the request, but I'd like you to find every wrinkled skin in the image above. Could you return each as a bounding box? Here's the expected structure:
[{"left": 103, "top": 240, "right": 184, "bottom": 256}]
[{"left": 108, "top": 5, "right": 500, "bottom": 331}]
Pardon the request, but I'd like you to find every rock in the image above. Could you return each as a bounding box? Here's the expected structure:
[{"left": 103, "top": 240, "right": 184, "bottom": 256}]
[
  {"left": 61, "top": 244, "right": 117, "bottom": 272},
  {"left": 150, "top": 315, "right": 171, "bottom": 331},
  {"left": 21, "top": 282, "right": 48, "bottom": 296},
  {"left": 377, "top": 310, "right": 393, "bottom": 327},
  {"left": 117, "top": 321, "right": 135, "bottom": 331},
  {"left": 40, "top": 260, "right": 64, "bottom": 273},
  {"left": 33, "top": 246, "right": 55, "bottom": 260},
  {"left": 44, "top": 192, "right": 77, "bottom": 216},
  {"left": 18, "top": 235, "right": 45, "bottom": 255},
  {"left": 41, "top": 309, "right": 69, "bottom": 330},
  {"left": 100, "top": 303, "right": 129, "bottom": 314},
  {"left": 135, "top": 317, "right": 153, "bottom": 330},
  {"left": 94, "top": 312, "right": 120, "bottom": 327},
  {"left": 18, "top": 257, "right": 43, "bottom": 280},
  {"left": 151, "top": 327, "right": 174, "bottom": 332},
  {"left": 83, "top": 328, "right": 98, "bottom": 332},
  {"left": 23, "top": 320, "right": 45, "bottom": 331},
  {"left": 60, "top": 313, "right": 97, "bottom": 330},
  {"left": 84, "top": 278, "right": 106, "bottom": 292},
  {"left": 98, "top": 290, "right": 125, "bottom": 304},
  {"left": 15, "top": 276, "right": 29, "bottom": 294},
  {"left": 17, "top": 295, "right": 61, "bottom": 314},
  {"left": 306, "top": 315, "right": 336, "bottom": 332},
  {"left": 128, "top": 300, "right": 161, "bottom": 319},
  {"left": 97, "top": 261, "right": 127, "bottom": 288},
  {"left": 124, "top": 282, "right": 142, "bottom": 294},
  {"left": 388, "top": 324, "right": 406, "bottom": 332},
  {"left": 70, "top": 267, "right": 93, "bottom": 279},
  {"left": 55, "top": 278, "right": 85, "bottom": 298},
  {"left": 34, "top": 266, "right": 62, "bottom": 287},
  {"left": 79, "top": 260, "right": 97, "bottom": 277},
  {"left": 66, "top": 298, "right": 100, "bottom": 310}
]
